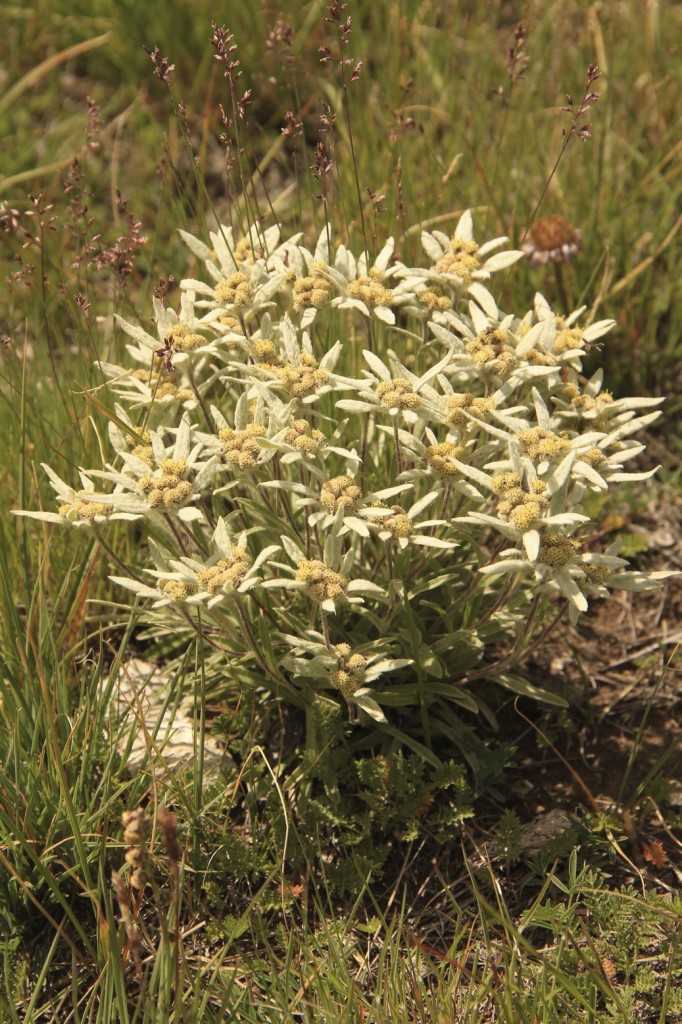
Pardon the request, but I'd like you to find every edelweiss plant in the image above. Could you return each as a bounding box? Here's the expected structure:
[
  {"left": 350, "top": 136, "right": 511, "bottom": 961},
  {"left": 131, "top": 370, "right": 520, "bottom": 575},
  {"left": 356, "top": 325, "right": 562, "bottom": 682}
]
[{"left": 17, "top": 212, "right": 673, "bottom": 762}]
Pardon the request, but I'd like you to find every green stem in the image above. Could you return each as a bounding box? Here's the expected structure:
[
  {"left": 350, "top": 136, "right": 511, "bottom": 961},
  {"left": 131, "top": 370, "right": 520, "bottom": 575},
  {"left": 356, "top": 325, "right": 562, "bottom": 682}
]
[
  {"left": 235, "top": 600, "right": 304, "bottom": 706},
  {"left": 392, "top": 417, "right": 403, "bottom": 476}
]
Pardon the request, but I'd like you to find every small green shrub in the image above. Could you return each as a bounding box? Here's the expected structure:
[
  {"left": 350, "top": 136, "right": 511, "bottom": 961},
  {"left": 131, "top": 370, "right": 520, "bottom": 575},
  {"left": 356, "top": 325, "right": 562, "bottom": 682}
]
[{"left": 16, "top": 203, "right": 672, "bottom": 793}]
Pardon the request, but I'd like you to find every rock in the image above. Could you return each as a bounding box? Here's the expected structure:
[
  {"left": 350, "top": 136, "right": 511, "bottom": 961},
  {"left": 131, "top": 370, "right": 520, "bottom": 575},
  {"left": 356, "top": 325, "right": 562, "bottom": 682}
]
[{"left": 107, "top": 658, "right": 228, "bottom": 782}]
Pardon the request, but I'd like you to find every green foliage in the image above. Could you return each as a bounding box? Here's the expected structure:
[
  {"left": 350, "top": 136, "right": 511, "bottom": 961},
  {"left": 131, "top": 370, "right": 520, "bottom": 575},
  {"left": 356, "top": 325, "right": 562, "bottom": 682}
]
[
  {"left": 15, "top": 199, "right": 670, "bottom": 808},
  {"left": 523, "top": 860, "right": 682, "bottom": 1023}
]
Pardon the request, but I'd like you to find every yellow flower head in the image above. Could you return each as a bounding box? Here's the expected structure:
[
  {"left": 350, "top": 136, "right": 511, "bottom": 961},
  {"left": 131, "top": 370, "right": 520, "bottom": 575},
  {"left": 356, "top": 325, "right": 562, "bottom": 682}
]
[
  {"left": 320, "top": 475, "right": 363, "bottom": 513},
  {"left": 284, "top": 419, "right": 325, "bottom": 455},
  {"left": 219, "top": 424, "right": 267, "bottom": 469},
  {"left": 296, "top": 559, "right": 349, "bottom": 601},
  {"left": 197, "top": 550, "right": 249, "bottom": 593},
  {"left": 375, "top": 378, "right": 421, "bottom": 411},
  {"left": 518, "top": 427, "right": 570, "bottom": 462},
  {"left": 538, "top": 531, "right": 580, "bottom": 567},
  {"left": 424, "top": 441, "right": 465, "bottom": 478},
  {"left": 435, "top": 237, "right": 480, "bottom": 283},
  {"left": 215, "top": 273, "right": 253, "bottom": 309}
]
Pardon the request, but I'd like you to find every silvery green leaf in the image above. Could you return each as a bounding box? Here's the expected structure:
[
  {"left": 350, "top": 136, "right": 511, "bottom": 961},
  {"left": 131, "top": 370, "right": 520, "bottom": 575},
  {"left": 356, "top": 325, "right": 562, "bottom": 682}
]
[
  {"left": 339, "top": 548, "right": 355, "bottom": 575},
  {"left": 114, "top": 314, "right": 157, "bottom": 346},
  {"left": 408, "top": 490, "right": 440, "bottom": 517},
  {"left": 261, "top": 578, "right": 303, "bottom": 590},
  {"left": 347, "top": 580, "right": 385, "bottom": 596},
  {"left": 421, "top": 231, "right": 445, "bottom": 262},
  {"left": 13, "top": 510, "right": 65, "bottom": 525},
  {"left": 336, "top": 399, "right": 376, "bottom": 413},
  {"left": 611, "top": 395, "right": 664, "bottom": 411},
  {"left": 320, "top": 339, "right": 343, "bottom": 370},
  {"left": 603, "top": 410, "right": 661, "bottom": 443},
  {"left": 352, "top": 691, "right": 387, "bottom": 723},
  {"left": 450, "top": 459, "right": 495, "bottom": 489},
  {"left": 554, "top": 568, "right": 588, "bottom": 611},
  {"left": 534, "top": 292, "right": 554, "bottom": 320},
  {"left": 280, "top": 535, "right": 305, "bottom": 563},
  {"left": 362, "top": 350, "right": 392, "bottom": 380},
  {"left": 375, "top": 306, "right": 396, "bottom": 325},
  {"left": 532, "top": 388, "right": 551, "bottom": 429},
  {"left": 609, "top": 570, "right": 678, "bottom": 591},
  {"left": 494, "top": 673, "right": 568, "bottom": 707},
  {"left": 411, "top": 536, "right": 458, "bottom": 549},
  {"left": 147, "top": 430, "right": 164, "bottom": 465},
  {"left": 583, "top": 319, "right": 616, "bottom": 342},
  {"left": 361, "top": 507, "right": 393, "bottom": 519},
  {"left": 455, "top": 210, "right": 473, "bottom": 239},
  {"left": 573, "top": 462, "right": 608, "bottom": 490},
  {"left": 372, "top": 483, "right": 413, "bottom": 500},
  {"left": 428, "top": 321, "right": 460, "bottom": 347},
  {"left": 366, "top": 658, "right": 412, "bottom": 678},
  {"left": 260, "top": 480, "right": 309, "bottom": 494},
  {"left": 110, "top": 576, "right": 160, "bottom": 599},
  {"left": 608, "top": 466, "right": 660, "bottom": 482},
  {"left": 300, "top": 307, "right": 318, "bottom": 328},
  {"left": 180, "top": 277, "right": 214, "bottom": 296},
  {"left": 573, "top": 432, "right": 607, "bottom": 448},
  {"left": 514, "top": 321, "right": 546, "bottom": 357},
  {"left": 178, "top": 507, "right": 204, "bottom": 523},
  {"left": 479, "top": 559, "right": 529, "bottom": 576},
  {"left": 476, "top": 417, "right": 518, "bottom": 442},
  {"left": 469, "top": 301, "right": 489, "bottom": 335},
  {"left": 178, "top": 229, "right": 213, "bottom": 262},
  {"left": 468, "top": 282, "right": 497, "bottom": 318},
  {"left": 343, "top": 516, "right": 371, "bottom": 538},
  {"left": 481, "top": 250, "right": 523, "bottom": 272},
  {"left": 523, "top": 530, "right": 540, "bottom": 562},
  {"left": 543, "top": 513, "right": 590, "bottom": 527},
  {"left": 250, "top": 545, "right": 282, "bottom": 573},
  {"left": 544, "top": 451, "right": 576, "bottom": 494}
]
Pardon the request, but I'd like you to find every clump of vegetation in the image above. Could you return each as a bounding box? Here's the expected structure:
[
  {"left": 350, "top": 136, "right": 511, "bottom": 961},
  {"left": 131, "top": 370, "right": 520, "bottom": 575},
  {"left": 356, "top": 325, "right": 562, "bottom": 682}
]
[{"left": 16, "top": 204, "right": 672, "bottom": 780}]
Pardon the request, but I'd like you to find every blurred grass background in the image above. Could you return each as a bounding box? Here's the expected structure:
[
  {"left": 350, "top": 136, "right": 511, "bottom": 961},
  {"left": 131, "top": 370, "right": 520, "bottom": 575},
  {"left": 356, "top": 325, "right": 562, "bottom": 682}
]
[{"left": 3, "top": 0, "right": 682, "bottom": 420}]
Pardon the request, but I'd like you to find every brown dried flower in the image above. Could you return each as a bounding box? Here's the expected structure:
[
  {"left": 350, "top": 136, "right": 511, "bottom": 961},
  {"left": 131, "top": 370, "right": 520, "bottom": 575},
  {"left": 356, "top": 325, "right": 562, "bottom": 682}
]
[{"left": 522, "top": 215, "right": 582, "bottom": 267}]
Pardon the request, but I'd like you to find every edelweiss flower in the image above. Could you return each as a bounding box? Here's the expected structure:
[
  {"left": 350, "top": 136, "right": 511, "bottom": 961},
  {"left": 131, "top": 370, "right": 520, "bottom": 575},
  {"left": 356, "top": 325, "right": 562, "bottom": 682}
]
[
  {"left": 236, "top": 314, "right": 347, "bottom": 405},
  {"left": 99, "top": 363, "right": 199, "bottom": 413},
  {"left": 278, "top": 629, "right": 411, "bottom": 723},
  {"left": 12, "top": 466, "right": 139, "bottom": 529},
  {"left": 83, "top": 415, "right": 219, "bottom": 522},
  {"left": 398, "top": 210, "right": 522, "bottom": 317},
  {"left": 196, "top": 392, "right": 278, "bottom": 474},
  {"left": 479, "top": 532, "right": 675, "bottom": 624},
  {"left": 308, "top": 470, "right": 414, "bottom": 539},
  {"left": 396, "top": 426, "right": 483, "bottom": 500},
  {"left": 325, "top": 237, "right": 413, "bottom": 326},
  {"left": 261, "top": 517, "right": 385, "bottom": 613},
  {"left": 428, "top": 305, "right": 549, "bottom": 392},
  {"left": 360, "top": 490, "right": 456, "bottom": 550},
  {"left": 181, "top": 224, "right": 287, "bottom": 325},
  {"left": 102, "top": 293, "right": 218, "bottom": 412},
  {"left": 336, "top": 347, "right": 453, "bottom": 425},
  {"left": 513, "top": 293, "right": 616, "bottom": 369},
  {"left": 179, "top": 222, "right": 287, "bottom": 278},
  {"left": 247, "top": 387, "right": 360, "bottom": 469},
  {"left": 111, "top": 517, "right": 280, "bottom": 609}
]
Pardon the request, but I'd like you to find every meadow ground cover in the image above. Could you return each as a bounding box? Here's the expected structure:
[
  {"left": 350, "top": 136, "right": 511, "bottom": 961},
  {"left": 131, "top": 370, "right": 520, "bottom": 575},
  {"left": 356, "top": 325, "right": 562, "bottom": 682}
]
[{"left": 1, "top": 2, "right": 681, "bottom": 1021}]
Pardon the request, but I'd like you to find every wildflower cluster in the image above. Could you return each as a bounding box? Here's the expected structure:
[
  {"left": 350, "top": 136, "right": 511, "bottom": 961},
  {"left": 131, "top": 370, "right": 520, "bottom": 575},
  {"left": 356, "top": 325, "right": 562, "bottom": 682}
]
[{"left": 17, "top": 212, "right": 672, "bottom": 742}]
